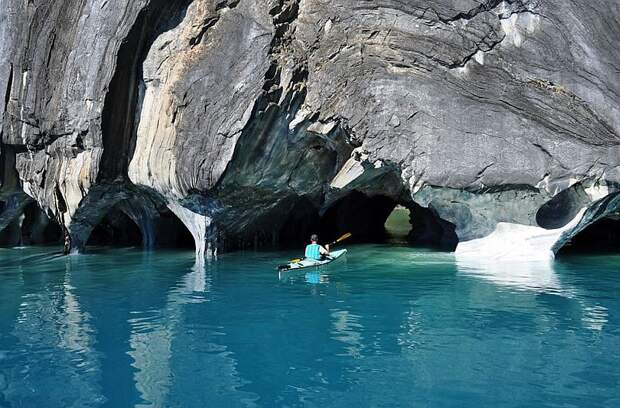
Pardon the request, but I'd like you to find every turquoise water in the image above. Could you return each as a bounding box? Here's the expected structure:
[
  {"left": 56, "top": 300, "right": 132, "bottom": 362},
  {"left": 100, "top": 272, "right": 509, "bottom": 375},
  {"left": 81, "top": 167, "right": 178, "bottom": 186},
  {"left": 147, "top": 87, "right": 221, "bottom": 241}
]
[{"left": 0, "top": 245, "right": 619, "bottom": 407}]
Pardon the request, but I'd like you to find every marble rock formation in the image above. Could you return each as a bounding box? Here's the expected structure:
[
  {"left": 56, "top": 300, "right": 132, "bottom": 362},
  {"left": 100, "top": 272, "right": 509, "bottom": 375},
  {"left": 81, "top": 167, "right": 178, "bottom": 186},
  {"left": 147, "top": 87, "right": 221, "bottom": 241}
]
[{"left": 0, "top": 0, "right": 618, "bottom": 260}]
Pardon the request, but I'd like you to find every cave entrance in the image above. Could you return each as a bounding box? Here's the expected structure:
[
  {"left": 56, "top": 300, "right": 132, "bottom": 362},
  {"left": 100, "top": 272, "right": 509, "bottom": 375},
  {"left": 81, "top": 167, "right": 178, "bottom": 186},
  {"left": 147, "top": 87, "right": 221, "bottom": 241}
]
[
  {"left": 557, "top": 216, "right": 620, "bottom": 256},
  {"left": 276, "top": 192, "right": 399, "bottom": 249},
  {"left": 0, "top": 202, "right": 63, "bottom": 246},
  {"left": 87, "top": 207, "right": 143, "bottom": 248},
  {"left": 154, "top": 208, "right": 194, "bottom": 249},
  {"left": 317, "top": 192, "right": 458, "bottom": 251},
  {"left": 0, "top": 214, "right": 22, "bottom": 247},
  {"left": 85, "top": 204, "right": 194, "bottom": 250},
  {"left": 21, "top": 202, "right": 63, "bottom": 245},
  {"left": 319, "top": 192, "right": 398, "bottom": 245},
  {"left": 407, "top": 203, "right": 458, "bottom": 251},
  {"left": 277, "top": 192, "right": 458, "bottom": 251},
  {"left": 277, "top": 198, "right": 322, "bottom": 249}
]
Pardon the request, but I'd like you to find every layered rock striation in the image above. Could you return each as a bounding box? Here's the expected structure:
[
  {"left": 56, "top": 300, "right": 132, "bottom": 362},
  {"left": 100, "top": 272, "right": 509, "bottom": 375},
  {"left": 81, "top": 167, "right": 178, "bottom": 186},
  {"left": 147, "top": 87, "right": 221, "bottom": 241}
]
[{"left": 1, "top": 0, "right": 619, "bottom": 260}]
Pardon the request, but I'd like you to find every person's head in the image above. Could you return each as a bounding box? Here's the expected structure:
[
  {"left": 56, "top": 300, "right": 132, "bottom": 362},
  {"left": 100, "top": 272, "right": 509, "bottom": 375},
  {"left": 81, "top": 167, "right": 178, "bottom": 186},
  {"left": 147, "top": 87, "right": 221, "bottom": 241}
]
[{"left": 310, "top": 234, "right": 319, "bottom": 243}]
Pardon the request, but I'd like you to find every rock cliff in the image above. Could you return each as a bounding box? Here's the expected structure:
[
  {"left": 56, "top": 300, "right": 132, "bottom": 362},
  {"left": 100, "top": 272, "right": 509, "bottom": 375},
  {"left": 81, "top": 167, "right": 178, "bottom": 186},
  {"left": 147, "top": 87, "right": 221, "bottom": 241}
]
[{"left": 1, "top": 0, "right": 619, "bottom": 260}]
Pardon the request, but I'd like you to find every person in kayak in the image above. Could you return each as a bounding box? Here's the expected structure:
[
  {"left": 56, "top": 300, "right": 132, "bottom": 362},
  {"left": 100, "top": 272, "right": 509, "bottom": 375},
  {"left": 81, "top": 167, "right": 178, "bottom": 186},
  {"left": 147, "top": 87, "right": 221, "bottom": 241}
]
[{"left": 305, "top": 234, "right": 330, "bottom": 260}]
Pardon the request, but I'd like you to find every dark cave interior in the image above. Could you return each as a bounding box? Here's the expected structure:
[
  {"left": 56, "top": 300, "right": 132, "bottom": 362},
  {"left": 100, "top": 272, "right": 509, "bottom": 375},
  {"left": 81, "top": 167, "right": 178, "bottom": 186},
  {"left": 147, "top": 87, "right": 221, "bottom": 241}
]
[
  {"left": 276, "top": 191, "right": 458, "bottom": 251},
  {"left": 557, "top": 216, "right": 620, "bottom": 256}
]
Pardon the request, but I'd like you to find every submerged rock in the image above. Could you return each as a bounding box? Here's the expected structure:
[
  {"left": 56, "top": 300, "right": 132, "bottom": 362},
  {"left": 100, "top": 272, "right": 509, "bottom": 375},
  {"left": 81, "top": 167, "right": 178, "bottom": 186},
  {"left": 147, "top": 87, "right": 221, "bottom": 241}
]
[{"left": 0, "top": 0, "right": 618, "bottom": 260}]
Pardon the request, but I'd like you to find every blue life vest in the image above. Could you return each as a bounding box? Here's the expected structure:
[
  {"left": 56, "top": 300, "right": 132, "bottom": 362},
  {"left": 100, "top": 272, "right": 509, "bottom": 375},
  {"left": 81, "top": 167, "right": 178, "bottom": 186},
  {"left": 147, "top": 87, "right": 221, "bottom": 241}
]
[{"left": 305, "top": 243, "right": 322, "bottom": 260}]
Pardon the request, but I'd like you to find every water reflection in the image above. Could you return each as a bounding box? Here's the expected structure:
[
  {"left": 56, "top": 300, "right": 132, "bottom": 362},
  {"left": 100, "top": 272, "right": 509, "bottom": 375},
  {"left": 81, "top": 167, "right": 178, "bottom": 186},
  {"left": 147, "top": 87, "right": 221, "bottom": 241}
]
[
  {"left": 305, "top": 271, "right": 329, "bottom": 284},
  {"left": 456, "top": 258, "right": 566, "bottom": 294},
  {"left": 0, "top": 246, "right": 618, "bottom": 407},
  {"left": 398, "top": 307, "right": 423, "bottom": 352},
  {"left": 2, "top": 258, "right": 103, "bottom": 406},
  {"left": 330, "top": 310, "right": 364, "bottom": 358},
  {"left": 128, "top": 309, "right": 173, "bottom": 407},
  {"left": 581, "top": 305, "right": 608, "bottom": 331},
  {"left": 128, "top": 255, "right": 256, "bottom": 407},
  {"left": 455, "top": 258, "right": 609, "bottom": 332},
  {"left": 128, "top": 259, "right": 210, "bottom": 407},
  {"left": 181, "top": 258, "right": 211, "bottom": 294}
]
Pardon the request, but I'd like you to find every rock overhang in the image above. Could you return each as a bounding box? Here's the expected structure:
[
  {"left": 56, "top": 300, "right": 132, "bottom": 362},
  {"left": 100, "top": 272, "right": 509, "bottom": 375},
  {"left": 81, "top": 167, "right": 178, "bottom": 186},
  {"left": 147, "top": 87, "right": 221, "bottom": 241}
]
[{"left": 0, "top": 0, "right": 617, "bottom": 260}]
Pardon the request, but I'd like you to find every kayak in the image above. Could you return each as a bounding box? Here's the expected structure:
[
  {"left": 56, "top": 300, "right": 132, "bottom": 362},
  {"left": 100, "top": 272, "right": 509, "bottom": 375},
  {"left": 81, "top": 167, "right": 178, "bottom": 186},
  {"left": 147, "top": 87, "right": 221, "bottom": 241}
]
[{"left": 277, "top": 249, "right": 347, "bottom": 272}]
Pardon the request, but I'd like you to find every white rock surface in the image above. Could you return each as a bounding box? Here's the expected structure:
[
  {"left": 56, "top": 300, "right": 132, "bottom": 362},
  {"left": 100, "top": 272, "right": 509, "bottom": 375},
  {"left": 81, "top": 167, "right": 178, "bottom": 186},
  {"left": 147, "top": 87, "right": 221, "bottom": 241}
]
[{"left": 455, "top": 208, "right": 587, "bottom": 261}]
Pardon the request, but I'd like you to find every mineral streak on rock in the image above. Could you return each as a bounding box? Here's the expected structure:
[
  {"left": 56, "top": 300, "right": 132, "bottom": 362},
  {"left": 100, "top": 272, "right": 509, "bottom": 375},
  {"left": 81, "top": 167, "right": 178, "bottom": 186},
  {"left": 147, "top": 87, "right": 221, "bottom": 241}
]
[{"left": 0, "top": 0, "right": 619, "bottom": 260}]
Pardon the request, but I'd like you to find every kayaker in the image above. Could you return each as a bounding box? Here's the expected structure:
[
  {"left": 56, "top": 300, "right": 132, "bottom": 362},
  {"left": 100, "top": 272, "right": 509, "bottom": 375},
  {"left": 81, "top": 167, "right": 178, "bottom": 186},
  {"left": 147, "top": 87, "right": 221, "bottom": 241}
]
[{"left": 305, "top": 234, "right": 330, "bottom": 260}]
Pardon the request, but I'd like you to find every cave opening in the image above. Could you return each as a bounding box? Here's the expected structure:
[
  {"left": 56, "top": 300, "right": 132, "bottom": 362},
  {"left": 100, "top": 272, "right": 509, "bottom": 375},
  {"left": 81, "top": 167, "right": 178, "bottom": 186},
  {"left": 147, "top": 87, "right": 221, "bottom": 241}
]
[
  {"left": 154, "top": 208, "right": 195, "bottom": 249},
  {"left": 85, "top": 204, "right": 195, "bottom": 250},
  {"left": 407, "top": 203, "right": 458, "bottom": 251},
  {"left": 0, "top": 216, "right": 21, "bottom": 247},
  {"left": 20, "top": 202, "right": 63, "bottom": 245},
  {"left": 87, "top": 208, "right": 143, "bottom": 248},
  {"left": 0, "top": 202, "right": 63, "bottom": 246},
  {"left": 384, "top": 205, "right": 412, "bottom": 241},
  {"left": 276, "top": 191, "right": 459, "bottom": 251},
  {"left": 275, "top": 192, "right": 398, "bottom": 249},
  {"left": 277, "top": 198, "right": 322, "bottom": 249},
  {"left": 557, "top": 216, "right": 620, "bottom": 256},
  {"left": 536, "top": 185, "right": 589, "bottom": 229},
  {"left": 318, "top": 191, "right": 398, "bottom": 245}
]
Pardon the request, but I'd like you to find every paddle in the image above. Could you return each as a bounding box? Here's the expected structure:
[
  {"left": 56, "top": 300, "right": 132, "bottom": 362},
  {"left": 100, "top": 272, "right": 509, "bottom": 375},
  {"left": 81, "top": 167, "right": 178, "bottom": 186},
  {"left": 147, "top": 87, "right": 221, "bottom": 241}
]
[{"left": 329, "top": 232, "right": 352, "bottom": 246}]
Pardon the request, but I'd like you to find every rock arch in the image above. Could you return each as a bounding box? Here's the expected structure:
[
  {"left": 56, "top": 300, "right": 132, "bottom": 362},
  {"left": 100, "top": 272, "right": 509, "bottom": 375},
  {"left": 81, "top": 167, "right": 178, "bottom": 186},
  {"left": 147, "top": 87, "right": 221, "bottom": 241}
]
[
  {"left": 86, "top": 206, "right": 143, "bottom": 248},
  {"left": 20, "top": 202, "right": 63, "bottom": 245},
  {"left": 318, "top": 191, "right": 398, "bottom": 244},
  {"left": 452, "top": 182, "right": 620, "bottom": 261},
  {"left": 0, "top": 196, "right": 63, "bottom": 247},
  {"left": 0, "top": 193, "right": 32, "bottom": 246},
  {"left": 553, "top": 190, "right": 620, "bottom": 256},
  {"left": 536, "top": 184, "right": 591, "bottom": 230},
  {"left": 66, "top": 186, "right": 194, "bottom": 253},
  {"left": 557, "top": 216, "right": 620, "bottom": 255}
]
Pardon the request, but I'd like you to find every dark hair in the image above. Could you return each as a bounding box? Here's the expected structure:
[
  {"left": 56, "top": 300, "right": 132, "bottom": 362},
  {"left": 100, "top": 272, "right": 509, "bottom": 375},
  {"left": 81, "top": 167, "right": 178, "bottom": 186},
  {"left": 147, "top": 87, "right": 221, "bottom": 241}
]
[{"left": 311, "top": 234, "right": 318, "bottom": 242}]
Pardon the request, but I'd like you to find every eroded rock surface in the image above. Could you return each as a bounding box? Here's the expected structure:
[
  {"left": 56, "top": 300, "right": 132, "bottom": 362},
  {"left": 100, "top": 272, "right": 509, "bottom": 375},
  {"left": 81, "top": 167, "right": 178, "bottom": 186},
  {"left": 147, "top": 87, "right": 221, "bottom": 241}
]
[{"left": 1, "top": 0, "right": 619, "bottom": 259}]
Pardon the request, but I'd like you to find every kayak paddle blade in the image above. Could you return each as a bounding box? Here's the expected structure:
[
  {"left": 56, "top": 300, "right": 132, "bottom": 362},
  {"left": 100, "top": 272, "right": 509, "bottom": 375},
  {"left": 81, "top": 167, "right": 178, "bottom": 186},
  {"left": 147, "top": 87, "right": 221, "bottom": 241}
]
[
  {"left": 330, "top": 232, "right": 352, "bottom": 245},
  {"left": 336, "top": 232, "right": 352, "bottom": 243}
]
